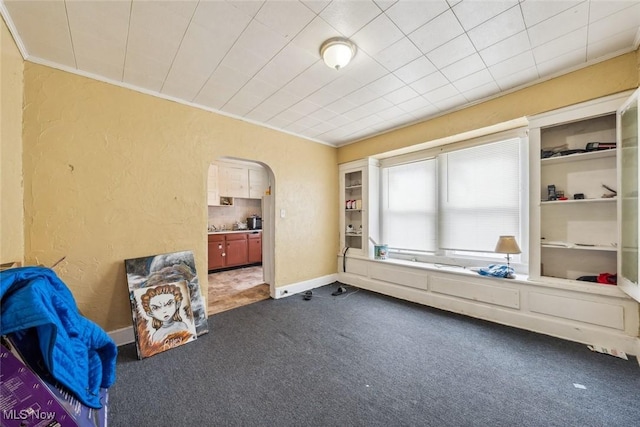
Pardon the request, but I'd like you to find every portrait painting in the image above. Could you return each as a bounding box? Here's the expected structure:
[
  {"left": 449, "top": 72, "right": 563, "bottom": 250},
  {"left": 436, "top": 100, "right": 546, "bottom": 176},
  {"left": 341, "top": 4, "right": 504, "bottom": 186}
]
[{"left": 125, "top": 250, "right": 208, "bottom": 359}]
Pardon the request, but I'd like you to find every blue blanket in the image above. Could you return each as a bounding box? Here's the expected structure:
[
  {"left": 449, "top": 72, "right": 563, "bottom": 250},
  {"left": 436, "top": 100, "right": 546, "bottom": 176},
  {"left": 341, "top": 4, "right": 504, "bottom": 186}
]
[{"left": 1, "top": 267, "right": 117, "bottom": 409}]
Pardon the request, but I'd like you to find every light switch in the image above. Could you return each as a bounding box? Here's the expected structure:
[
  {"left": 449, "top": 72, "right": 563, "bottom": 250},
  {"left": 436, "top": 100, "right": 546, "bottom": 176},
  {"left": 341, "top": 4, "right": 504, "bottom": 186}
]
[{"left": 280, "top": 209, "right": 285, "bottom": 218}]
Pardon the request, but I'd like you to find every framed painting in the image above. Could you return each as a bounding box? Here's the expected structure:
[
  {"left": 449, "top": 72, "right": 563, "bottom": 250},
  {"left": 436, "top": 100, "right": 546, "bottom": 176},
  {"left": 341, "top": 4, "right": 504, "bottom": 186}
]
[{"left": 125, "top": 250, "right": 208, "bottom": 359}]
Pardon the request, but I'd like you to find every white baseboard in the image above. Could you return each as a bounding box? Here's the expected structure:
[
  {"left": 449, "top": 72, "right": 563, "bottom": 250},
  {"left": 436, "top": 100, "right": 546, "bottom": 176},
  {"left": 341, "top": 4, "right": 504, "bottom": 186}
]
[
  {"left": 109, "top": 326, "right": 135, "bottom": 347},
  {"left": 271, "top": 273, "right": 338, "bottom": 299},
  {"left": 108, "top": 273, "right": 339, "bottom": 346}
]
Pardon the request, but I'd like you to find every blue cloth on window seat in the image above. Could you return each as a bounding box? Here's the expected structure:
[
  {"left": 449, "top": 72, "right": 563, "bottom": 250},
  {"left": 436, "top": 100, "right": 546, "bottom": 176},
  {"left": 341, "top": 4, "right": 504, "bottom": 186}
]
[
  {"left": 477, "top": 264, "right": 515, "bottom": 279},
  {"left": 0, "top": 267, "right": 117, "bottom": 409}
]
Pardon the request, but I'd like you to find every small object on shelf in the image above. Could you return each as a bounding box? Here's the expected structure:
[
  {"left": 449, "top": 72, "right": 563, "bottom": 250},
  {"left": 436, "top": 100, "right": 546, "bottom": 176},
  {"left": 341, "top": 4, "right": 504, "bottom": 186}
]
[
  {"left": 601, "top": 183, "right": 617, "bottom": 198},
  {"left": 574, "top": 193, "right": 585, "bottom": 199},
  {"left": 547, "top": 185, "right": 557, "bottom": 201},
  {"left": 585, "top": 141, "right": 616, "bottom": 151},
  {"left": 346, "top": 224, "right": 354, "bottom": 234}
]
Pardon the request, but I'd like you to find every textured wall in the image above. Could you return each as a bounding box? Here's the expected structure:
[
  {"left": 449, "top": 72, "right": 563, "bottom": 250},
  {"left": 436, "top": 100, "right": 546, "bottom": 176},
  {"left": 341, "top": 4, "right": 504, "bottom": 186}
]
[
  {"left": 338, "top": 52, "right": 640, "bottom": 163},
  {"left": 22, "top": 63, "right": 338, "bottom": 332},
  {"left": 0, "top": 19, "right": 24, "bottom": 265}
]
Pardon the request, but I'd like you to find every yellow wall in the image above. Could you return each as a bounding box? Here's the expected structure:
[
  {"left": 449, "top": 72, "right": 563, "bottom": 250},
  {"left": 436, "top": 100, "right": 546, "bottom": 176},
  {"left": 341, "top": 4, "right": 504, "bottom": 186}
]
[
  {"left": 338, "top": 51, "right": 640, "bottom": 163},
  {"left": 22, "top": 63, "right": 338, "bottom": 332},
  {"left": 0, "top": 19, "right": 24, "bottom": 265}
]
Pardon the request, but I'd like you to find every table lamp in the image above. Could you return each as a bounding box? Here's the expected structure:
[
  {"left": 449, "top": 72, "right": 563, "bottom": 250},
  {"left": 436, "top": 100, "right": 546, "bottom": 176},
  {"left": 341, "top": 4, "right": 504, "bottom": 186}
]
[{"left": 494, "top": 235, "right": 521, "bottom": 271}]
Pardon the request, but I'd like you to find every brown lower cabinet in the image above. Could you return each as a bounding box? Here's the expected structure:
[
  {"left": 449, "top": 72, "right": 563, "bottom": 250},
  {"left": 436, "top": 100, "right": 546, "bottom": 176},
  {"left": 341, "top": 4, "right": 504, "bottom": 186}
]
[{"left": 208, "top": 231, "right": 262, "bottom": 271}]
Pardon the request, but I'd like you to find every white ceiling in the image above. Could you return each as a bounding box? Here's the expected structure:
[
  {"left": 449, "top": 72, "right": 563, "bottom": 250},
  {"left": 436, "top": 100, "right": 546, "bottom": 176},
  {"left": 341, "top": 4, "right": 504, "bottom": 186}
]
[{"left": 2, "top": 0, "right": 639, "bottom": 147}]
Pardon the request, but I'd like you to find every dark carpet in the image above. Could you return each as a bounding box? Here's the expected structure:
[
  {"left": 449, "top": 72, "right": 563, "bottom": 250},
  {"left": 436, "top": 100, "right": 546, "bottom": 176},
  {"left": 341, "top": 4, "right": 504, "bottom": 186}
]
[{"left": 109, "top": 283, "right": 640, "bottom": 426}]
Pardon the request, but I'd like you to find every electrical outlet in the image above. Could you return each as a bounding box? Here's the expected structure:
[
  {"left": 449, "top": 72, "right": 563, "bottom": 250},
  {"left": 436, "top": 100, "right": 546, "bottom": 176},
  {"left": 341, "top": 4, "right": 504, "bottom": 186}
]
[{"left": 280, "top": 289, "right": 288, "bottom": 296}]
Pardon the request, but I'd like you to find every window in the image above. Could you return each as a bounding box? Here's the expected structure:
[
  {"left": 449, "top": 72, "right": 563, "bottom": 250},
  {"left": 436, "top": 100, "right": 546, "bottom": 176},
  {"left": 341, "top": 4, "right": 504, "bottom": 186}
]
[{"left": 380, "top": 134, "right": 526, "bottom": 266}]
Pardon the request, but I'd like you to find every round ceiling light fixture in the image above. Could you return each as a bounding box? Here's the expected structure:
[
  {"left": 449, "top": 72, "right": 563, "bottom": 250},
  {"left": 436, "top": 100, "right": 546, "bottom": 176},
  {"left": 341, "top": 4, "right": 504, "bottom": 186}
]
[{"left": 320, "top": 37, "right": 356, "bottom": 71}]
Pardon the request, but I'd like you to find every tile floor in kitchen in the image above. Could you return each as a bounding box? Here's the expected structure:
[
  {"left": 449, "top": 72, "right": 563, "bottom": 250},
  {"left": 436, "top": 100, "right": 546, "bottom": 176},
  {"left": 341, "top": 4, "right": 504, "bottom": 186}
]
[{"left": 207, "top": 265, "right": 270, "bottom": 315}]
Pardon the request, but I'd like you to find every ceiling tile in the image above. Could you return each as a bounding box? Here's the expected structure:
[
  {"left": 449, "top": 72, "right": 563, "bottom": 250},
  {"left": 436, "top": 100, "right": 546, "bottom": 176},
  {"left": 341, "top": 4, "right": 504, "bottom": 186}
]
[
  {"left": 588, "top": 3, "right": 640, "bottom": 40},
  {"left": 325, "top": 97, "right": 359, "bottom": 115},
  {"left": 365, "top": 74, "right": 406, "bottom": 96},
  {"left": 431, "top": 93, "right": 467, "bottom": 111},
  {"left": 460, "top": 81, "right": 501, "bottom": 103},
  {"left": 589, "top": 0, "right": 638, "bottom": 22},
  {"left": 409, "top": 9, "right": 464, "bottom": 54},
  {"left": 192, "top": 1, "right": 252, "bottom": 42},
  {"left": 396, "top": 95, "right": 433, "bottom": 114},
  {"left": 452, "top": 68, "right": 495, "bottom": 93},
  {"left": 426, "top": 34, "right": 476, "bottom": 69},
  {"left": 479, "top": 31, "right": 531, "bottom": 67},
  {"left": 384, "top": 86, "right": 420, "bottom": 105},
  {"left": 452, "top": 0, "right": 518, "bottom": 30},
  {"left": 441, "top": 53, "right": 486, "bottom": 82},
  {"left": 410, "top": 71, "right": 449, "bottom": 95},
  {"left": 290, "top": 99, "right": 323, "bottom": 116},
  {"left": 423, "top": 84, "right": 461, "bottom": 104},
  {"left": 193, "top": 64, "right": 252, "bottom": 108},
  {"left": 301, "top": 1, "right": 331, "bottom": 14},
  {"left": 532, "top": 27, "right": 586, "bottom": 64},
  {"left": 373, "top": 37, "right": 422, "bottom": 72},
  {"left": 536, "top": 48, "right": 586, "bottom": 77},
  {"left": 520, "top": 0, "right": 582, "bottom": 27},
  {"left": 226, "top": 0, "right": 265, "bottom": 18},
  {"left": 344, "top": 54, "right": 389, "bottom": 85},
  {"left": 254, "top": 43, "right": 318, "bottom": 87},
  {"left": 232, "top": 20, "right": 289, "bottom": 61},
  {"left": 220, "top": 45, "right": 270, "bottom": 77},
  {"left": 495, "top": 66, "right": 540, "bottom": 91},
  {"left": 345, "top": 86, "right": 380, "bottom": 105},
  {"left": 352, "top": 13, "right": 404, "bottom": 55},
  {"left": 374, "top": 0, "right": 399, "bottom": 12},
  {"left": 284, "top": 61, "right": 338, "bottom": 98},
  {"left": 393, "top": 56, "right": 438, "bottom": 84},
  {"left": 467, "top": 5, "right": 526, "bottom": 51},
  {"left": 377, "top": 105, "right": 407, "bottom": 120},
  {"left": 123, "top": 53, "right": 167, "bottom": 92},
  {"left": 291, "top": 16, "right": 340, "bottom": 55},
  {"left": 385, "top": 0, "right": 450, "bottom": 34},
  {"left": 255, "top": 0, "right": 316, "bottom": 39},
  {"left": 4, "top": 0, "right": 75, "bottom": 66},
  {"left": 587, "top": 27, "right": 639, "bottom": 60},
  {"left": 319, "top": 0, "right": 382, "bottom": 37},
  {"left": 488, "top": 51, "right": 536, "bottom": 79},
  {"left": 527, "top": 2, "right": 589, "bottom": 47}
]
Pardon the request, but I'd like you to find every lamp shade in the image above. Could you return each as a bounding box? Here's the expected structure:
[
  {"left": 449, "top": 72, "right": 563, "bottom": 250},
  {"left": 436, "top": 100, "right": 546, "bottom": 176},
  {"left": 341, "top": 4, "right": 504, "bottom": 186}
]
[
  {"left": 494, "top": 236, "right": 521, "bottom": 254},
  {"left": 320, "top": 37, "right": 356, "bottom": 70}
]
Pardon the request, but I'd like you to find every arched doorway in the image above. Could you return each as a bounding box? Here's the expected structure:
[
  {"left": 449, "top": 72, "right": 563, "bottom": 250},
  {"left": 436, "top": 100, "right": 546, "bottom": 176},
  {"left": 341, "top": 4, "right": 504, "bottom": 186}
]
[{"left": 206, "top": 157, "right": 275, "bottom": 314}]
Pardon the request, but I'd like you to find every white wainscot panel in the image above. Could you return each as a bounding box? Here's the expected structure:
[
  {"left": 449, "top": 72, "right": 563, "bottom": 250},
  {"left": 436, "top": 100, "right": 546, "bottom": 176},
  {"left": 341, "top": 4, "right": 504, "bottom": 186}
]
[
  {"left": 345, "top": 257, "right": 368, "bottom": 276},
  {"left": 431, "top": 276, "right": 520, "bottom": 309},
  {"left": 529, "top": 292, "right": 624, "bottom": 330},
  {"left": 369, "top": 264, "right": 428, "bottom": 290}
]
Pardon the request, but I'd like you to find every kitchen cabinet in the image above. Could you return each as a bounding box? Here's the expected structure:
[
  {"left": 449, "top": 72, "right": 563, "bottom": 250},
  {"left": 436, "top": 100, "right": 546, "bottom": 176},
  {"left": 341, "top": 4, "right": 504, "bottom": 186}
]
[
  {"left": 248, "top": 232, "right": 262, "bottom": 263},
  {"left": 208, "top": 234, "right": 225, "bottom": 270},
  {"left": 208, "top": 231, "right": 263, "bottom": 271},
  {"left": 248, "top": 167, "right": 268, "bottom": 199},
  {"left": 219, "top": 164, "right": 248, "bottom": 198},
  {"left": 225, "top": 233, "right": 248, "bottom": 267},
  {"left": 207, "top": 163, "right": 221, "bottom": 206}
]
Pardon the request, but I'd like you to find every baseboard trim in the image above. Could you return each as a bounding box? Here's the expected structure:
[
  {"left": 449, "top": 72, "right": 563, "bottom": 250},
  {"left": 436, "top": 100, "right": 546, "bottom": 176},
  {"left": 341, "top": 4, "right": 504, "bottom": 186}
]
[
  {"left": 109, "top": 273, "right": 339, "bottom": 346},
  {"left": 109, "top": 326, "right": 135, "bottom": 347},
  {"left": 271, "top": 273, "right": 339, "bottom": 299}
]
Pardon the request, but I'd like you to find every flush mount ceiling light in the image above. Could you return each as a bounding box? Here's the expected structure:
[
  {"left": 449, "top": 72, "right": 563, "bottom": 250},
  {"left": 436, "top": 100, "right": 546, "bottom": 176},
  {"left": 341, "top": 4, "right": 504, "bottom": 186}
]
[{"left": 320, "top": 37, "right": 356, "bottom": 70}]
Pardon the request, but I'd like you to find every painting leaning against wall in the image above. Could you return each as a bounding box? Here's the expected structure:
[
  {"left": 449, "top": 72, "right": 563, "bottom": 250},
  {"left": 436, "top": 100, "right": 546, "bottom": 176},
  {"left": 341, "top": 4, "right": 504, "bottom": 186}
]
[{"left": 124, "top": 250, "right": 208, "bottom": 359}]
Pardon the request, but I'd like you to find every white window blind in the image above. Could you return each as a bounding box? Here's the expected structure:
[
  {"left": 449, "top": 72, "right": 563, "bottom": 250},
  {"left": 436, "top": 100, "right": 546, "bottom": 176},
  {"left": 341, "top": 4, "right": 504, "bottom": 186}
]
[
  {"left": 439, "top": 138, "right": 521, "bottom": 252},
  {"left": 381, "top": 159, "right": 437, "bottom": 252}
]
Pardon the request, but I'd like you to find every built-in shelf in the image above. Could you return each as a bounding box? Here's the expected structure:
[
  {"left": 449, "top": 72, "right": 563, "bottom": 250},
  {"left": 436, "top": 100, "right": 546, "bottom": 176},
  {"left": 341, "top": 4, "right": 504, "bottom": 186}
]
[
  {"left": 540, "top": 198, "right": 616, "bottom": 205},
  {"left": 541, "top": 149, "right": 615, "bottom": 165},
  {"left": 345, "top": 185, "right": 362, "bottom": 190},
  {"left": 541, "top": 243, "right": 618, "bottom": 252}
]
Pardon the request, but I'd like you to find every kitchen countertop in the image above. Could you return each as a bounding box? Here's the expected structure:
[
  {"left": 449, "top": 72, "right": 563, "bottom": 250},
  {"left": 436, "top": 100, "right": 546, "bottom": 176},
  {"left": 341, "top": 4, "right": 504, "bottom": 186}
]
[{"left": 208, "top": 230, "right": 262, "bottom": 235}]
